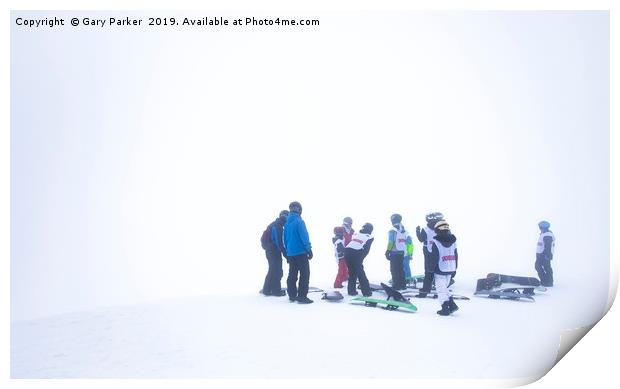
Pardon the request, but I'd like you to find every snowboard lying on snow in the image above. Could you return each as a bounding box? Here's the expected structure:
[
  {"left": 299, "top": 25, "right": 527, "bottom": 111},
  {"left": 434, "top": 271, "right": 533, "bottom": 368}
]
[
  {"left": 474, "top": 287, "right": 536, "bottom": 302},
  {"left": 321, "top": 291, "right": 344, "bottom": 301},
  {"left": 474, "top": 274, "right": 539, "bottom": 301},
  {"left": 351, "top": 283, "right": 417, "bottom": 312},
  {"left": 259, "top": 286, "right": 324, "bottom": 294}
]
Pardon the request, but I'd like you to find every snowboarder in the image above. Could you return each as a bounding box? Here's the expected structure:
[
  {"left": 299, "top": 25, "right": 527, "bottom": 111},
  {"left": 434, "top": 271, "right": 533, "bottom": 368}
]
[
  {"left": 429, "top": 220, "right": 459, "bottom": 316},
  {"left": 345, "top": 223, "right": 375, "bottom": 297},
  {"left": 535, "top": 220, "right": 556, "bottom": 287},
  {"left": 332, "top": 227, "right": 348, "bottom": 288},
  {"left": 415, "top": 212, "right": 443, "bottom": 297},
  {"left": 260, "top": 210, "right": 289, "bottom": 296},
  {"left": 385, "top": 214, "right": 412, "bottom": 290},
  {"left": 342, "top": 216, "right": 354, "bottom": 246},
  {"left": 283, "top": 201, "right": 314, "bottom": 304}
]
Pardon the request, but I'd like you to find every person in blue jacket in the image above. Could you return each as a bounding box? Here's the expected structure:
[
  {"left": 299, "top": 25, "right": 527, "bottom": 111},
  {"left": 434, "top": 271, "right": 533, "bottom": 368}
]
[{"left": 283, "top": 201, "right": 314, "bottom": 304}]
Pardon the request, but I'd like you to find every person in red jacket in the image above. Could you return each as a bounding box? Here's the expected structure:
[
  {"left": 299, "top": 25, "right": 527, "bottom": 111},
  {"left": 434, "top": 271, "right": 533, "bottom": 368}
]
[
  {"left": 332, "top": 227, "right": 348, "bottom": 288},
  {"left": 342, "top": 217, "right": 354, "bottom": 246}
]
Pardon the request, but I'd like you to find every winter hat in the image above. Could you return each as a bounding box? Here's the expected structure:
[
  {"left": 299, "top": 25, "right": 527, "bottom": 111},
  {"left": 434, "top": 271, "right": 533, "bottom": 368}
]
[
  {"left": 434, "top": 220, "right": 450, "bottom": 232},
  {"left": 360, "top": 223, "right": 373, "bottom": 234},
  {"left": 289, "top": 201, "right": 302, "bottom": 214},
  {"left": 343, "top": 217, "right": 353, "bottom": 226},
  {"left": 334, "top": 226, "right": 345, "bottom": 236},
  {"left": 390, "top": 214, "right": 402, "bottom": 225},
  {"left": 538, "top": 220, "right": 550, "bottom": 230}
]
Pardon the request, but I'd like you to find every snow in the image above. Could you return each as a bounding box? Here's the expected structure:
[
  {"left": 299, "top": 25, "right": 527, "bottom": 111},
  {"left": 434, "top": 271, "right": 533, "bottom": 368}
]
[{"left": 10, "top": 271, "right": 606, "bottom": 380}]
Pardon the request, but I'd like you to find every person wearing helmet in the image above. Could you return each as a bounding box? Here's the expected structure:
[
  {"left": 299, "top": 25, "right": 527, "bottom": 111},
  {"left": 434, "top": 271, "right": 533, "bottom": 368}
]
[
  {"left": 429, "top": 220, "right": 459, "bottom": 316},
  {"left": 332, "top": 226, "right": 348, "bottom": 288},
  {"left": 283, "top": 201, "right": 314, "bottom": 304},
  {"left": 344, "top": 223, "right": 375, "bottom": 297},
  {"left": 385, "top": 214, "right": 412, "bottom": 290},
  {"left": 342, "top": 217, "right": 355, "bottom": 246},
  {"left": 535, "top": 220, "right": 556, "bottom": 287},
  {"left": 260, "top": 210, "right": 289, "bottom": 296},
  {"left": 415, "top": 212, "right": 444, "bottom": 297}
]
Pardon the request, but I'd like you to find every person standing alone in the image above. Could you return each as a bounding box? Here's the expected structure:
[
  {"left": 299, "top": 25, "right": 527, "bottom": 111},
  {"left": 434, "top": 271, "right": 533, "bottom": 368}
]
[
  {"left": 535, "top": 220, "right": 556, "bottom": 287},
  {"left": 283, "top": 201, "right": 314, "bottom": 304}
]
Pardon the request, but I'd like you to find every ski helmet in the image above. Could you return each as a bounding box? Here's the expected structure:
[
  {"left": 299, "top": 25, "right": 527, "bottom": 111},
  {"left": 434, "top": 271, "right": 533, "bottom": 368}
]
[
  {"left": 343, "top": 217, "right": 353, "bottom": 226},
  {"left": 390, "top": 214, "right": 402, "bottom": 225},
  {"left": 289, "top": 201, "right": 302, "bottom": 214},
  {"left": 433, "top": 212, "right": 444, "bottom": 221},
  {"left": 538, "top": 220, "right": 550, "bottom": 230},
  {"left": 360, "top": 223, "right": 373, "bottom": 234},
  {"left": 425, "top": 213, "right": 435, "bottom": 223},
  {"left": 334, "top": 226, "right": 345, "bottom": 236},
  {"left": 434, "top": 220, "right": 450, "bottom": 232}
]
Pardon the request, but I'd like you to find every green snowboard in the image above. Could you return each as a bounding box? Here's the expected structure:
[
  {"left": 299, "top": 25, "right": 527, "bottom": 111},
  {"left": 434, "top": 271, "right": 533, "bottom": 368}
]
[{"left": 351, "top": 296, "right": 418, "bottom": 312}]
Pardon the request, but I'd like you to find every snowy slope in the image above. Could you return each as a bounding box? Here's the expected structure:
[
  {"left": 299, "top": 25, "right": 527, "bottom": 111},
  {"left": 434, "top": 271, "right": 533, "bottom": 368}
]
[{"left": 11, "top": 271, "right": 605, "bottom": 380}]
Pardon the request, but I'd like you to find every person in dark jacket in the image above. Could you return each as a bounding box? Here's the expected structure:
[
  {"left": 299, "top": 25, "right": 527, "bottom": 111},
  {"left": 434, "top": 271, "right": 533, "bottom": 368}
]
[
  {"left": 535, "top": 220, "right": 556, "bottom": 287},
  {"left": 415, "top": 212, "right": 443, "bottom": 297},
  {"left": 283, "top": 201, "right": 314, "bottom": 304},
  {"left": 344, "top": 223, "right": 375, "bottom": 297},
  {"left": 429, "top": 220, "right": 459, "bottom": 316},
  {"left": 261, "top": 210, "right": 289, "bottom": 296}
]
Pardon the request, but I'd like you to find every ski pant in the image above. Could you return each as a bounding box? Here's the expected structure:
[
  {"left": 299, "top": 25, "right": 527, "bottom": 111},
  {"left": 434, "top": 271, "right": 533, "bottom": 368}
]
[
  {"left": 287, "top": 254, "right": 310, "bottom": 299},
  {"left": 420, "top": 272, "right": 434, "bottom": 293},
  {"left": 345, "top": 248, "right": 371, "bottom": 296},
  {"left": 334, "top": 258, "right": 348, "bottom": 288},
  {"left": 420, "top": 248, "right": 434, "bottom": 292},
  {"left": 389, "top": 252, "right": 406, "bottom": 289},
  {"left": 262, "top": 249, "right": 284, "bottom": 295},
  {"left": 403, "top": 257, "right": 412, "bottom": 280},
  {"left": 434, "top": 273, "right": 452, "bottom": 305},
  {"left": 535, "top": 254, "right": 553, "bottom": 286}
]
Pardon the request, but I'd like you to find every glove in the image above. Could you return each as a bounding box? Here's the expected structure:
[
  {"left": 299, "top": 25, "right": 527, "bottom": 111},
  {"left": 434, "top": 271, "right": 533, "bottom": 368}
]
[
  {"left": 416, "top": 226, "right": 421, "bottom": 235},
  {"left": 307, "top": 250, "right": 313, "bottom": 260},
  {"left": 385, "top": 250, "right": 391, "bottom": 260}
]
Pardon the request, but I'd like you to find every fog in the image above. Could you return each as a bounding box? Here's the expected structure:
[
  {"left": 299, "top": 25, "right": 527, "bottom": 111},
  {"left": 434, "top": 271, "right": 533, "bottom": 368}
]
[{"left": 11, "top": 11, "right": 609, "bottom": 322}]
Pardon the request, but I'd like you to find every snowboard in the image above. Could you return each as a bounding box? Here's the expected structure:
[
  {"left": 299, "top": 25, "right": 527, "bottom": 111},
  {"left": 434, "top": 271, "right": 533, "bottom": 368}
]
[
  {"left": 350, "top": 283, "right": 418, "bottom": 312},
  {"left": 321, "top": 291, "right": 344, "bottom": 301},
  {"left": 259, "top": 286, "right": 324, "bottom": 294},
  {"left": 351, "top": 296, "right": 418, "bottom": 312},
  {"left": 474, "top": 287, "right": 536, "bottom": 302},
  {"left": 486, "top": 273, "right": 543, "bottom": 288},
  {"left": 402, "top": 291, "right": 470, "bottom": 300}
]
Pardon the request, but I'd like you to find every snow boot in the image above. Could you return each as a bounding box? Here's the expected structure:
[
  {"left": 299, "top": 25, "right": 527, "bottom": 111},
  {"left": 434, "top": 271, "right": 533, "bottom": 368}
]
[
  {"left": 297, "top": 296, "right": 314, "bottom": 304},
  {"left": 437, "top": 301, "right": 452, "bottom": 316},
  {"left": 448, "top": 297, "right": 459, "bottom": 314},
  {"left": 276, "top": 290, "right": 286, "bottom": 297}
]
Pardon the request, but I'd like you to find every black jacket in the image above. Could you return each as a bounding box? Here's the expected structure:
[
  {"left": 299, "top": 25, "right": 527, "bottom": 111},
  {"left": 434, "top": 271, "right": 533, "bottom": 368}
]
[{"left": 429, "top": 232, "right": 458, "bottom": 275}]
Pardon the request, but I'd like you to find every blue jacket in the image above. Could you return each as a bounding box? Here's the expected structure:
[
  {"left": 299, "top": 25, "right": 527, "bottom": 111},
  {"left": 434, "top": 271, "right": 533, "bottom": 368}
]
[{"left": 283, "top": 213, "right": 312, "bottom": 256}]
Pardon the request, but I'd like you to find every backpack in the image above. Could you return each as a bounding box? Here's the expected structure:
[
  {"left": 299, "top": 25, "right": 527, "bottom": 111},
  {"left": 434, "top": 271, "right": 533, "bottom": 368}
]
[{"left": 260, "top": 226, "right": 272, "bottom": 250}]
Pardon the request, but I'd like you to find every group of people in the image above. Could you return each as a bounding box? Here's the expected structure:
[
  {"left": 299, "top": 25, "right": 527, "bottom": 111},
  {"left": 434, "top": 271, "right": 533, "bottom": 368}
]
[{"left": 261, "top": 201, "right": 556, "bottom": 315}]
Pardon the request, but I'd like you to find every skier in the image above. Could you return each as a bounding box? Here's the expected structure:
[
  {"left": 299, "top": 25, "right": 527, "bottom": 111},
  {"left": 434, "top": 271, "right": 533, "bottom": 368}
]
[
  {"left": 385, "top": 214, "right": 412, "bottom": 290},
  {"left": 342, "top": 217, "right": 354, "bottom": 246},
  {"left": 535, "top": 220, "right": 556, "bottom": 287},
  {"left": 429, "top": 220, "right": 459, "bottom": 316},
  {"left": 332, "top": 227, "right": 348, "bottom": 288},
  {"left": 261, "top": 210, "right": 289, "bottom": 296},
  {"left": 283, "top": 201, "right": 314, "bottom": 304},
  {"left": 345, "top": 223, "right": 375, "bottom": 297},
  {"left": 415, "top": 212, "right": 443, "bottom": 297}
]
